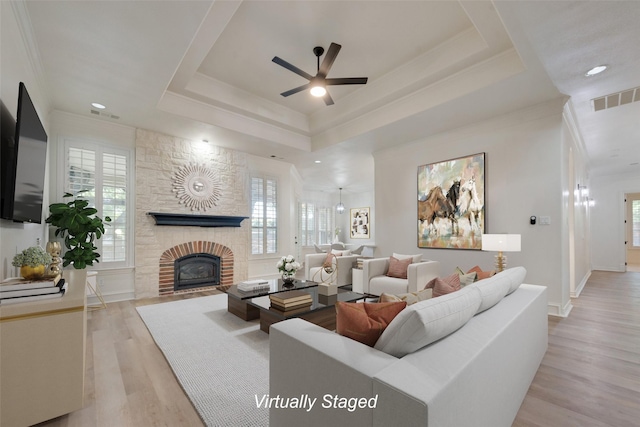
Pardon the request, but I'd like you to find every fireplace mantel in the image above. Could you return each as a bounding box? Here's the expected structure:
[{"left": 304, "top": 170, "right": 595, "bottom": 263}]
[{"left": 148, "top": 212, "right": 248, "bottom": 228}]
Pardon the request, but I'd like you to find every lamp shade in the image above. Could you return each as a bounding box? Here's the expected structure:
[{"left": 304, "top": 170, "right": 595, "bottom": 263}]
[
  {"left": 481, "top": 234, "right": 521, "bottom": 252},
  {"left": 336, "top": 187, "right": 345, "bottom": 214}
]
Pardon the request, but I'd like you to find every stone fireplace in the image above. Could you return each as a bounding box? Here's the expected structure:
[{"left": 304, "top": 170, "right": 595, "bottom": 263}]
[
  {"left": 135, "top": 129, "right": 250, "bottom": 299},
  {"left": 159, "top": 241, "right": 234, "bottom": 296}
]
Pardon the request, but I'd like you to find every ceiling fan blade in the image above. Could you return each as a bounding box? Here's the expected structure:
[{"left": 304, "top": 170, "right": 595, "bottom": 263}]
[
  {"left": 272, "top": 56, "right": 313, "bottom": 80},
  {"left": 325, "top": 77, "right": 369, "bottom": 85},
  {"left": 318, "top": 42, "right": 341, "bottom": 77},
  {"left": 323, "top": 91, "right": 334, "bottom": 106},
  {"left": 281, "top": 83, "right": 311, "bottom": 97}
]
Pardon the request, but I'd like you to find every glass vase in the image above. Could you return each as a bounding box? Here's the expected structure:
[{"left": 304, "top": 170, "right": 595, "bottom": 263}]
[{"left": 281, "top": 270, "right": 296, "bottom": 286}]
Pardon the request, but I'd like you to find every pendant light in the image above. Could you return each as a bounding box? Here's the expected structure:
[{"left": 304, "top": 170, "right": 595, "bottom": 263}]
[{"left": 336, "top": 188, "right": 345, "bottom": 214}]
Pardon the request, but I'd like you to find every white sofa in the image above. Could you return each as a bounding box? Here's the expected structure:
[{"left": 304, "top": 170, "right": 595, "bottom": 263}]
[
  {"left": 305, "top": 253, "right": 359, "bottom": 287},
  {"left": 269, "top": 267, "right": 547, "bottom": 427},
  {"left": 362, "top": 256, "right": 440, "bottom": 296}
]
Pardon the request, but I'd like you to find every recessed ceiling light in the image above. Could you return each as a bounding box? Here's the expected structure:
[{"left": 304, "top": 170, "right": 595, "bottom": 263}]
[
  {"left": 585, "top": 65, "right": 607, "bottom": 77},
  {"left": 314, "top": 160, "right": 322, "bottom": 164},
  {"left": 91, "top": 102, "right": 106, "bottom": 109}
]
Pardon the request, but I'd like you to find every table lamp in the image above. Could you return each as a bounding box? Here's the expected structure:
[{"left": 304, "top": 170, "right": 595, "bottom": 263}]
[{"left": 481, "top": 234, "right": 521, "bottom": 272}]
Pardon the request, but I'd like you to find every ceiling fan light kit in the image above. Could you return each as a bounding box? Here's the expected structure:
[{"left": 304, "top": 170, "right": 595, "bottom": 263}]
[{"left": 273, "top": 42, "right": 368, "bottom": 105}]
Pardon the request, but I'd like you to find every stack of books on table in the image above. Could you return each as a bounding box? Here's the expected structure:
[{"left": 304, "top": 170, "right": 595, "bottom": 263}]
[
  {"left": 237, "top": 279, "right": 270, "bottom": 292},
  {"left": 0, "top": 274, "right": 67, "bottom": 305},
  {"left": 269, "top": 290, "right": 312, "bottom": 312}
]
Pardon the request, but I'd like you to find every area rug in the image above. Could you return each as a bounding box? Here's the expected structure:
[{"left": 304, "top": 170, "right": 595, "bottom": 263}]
[{"left": 136, "top": 294, "right": 269, "bottom": 426}]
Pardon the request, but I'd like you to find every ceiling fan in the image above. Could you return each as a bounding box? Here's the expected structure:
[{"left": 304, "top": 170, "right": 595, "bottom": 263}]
[{"left": 272, "top": 42, "right": 368, "bottom": 106}]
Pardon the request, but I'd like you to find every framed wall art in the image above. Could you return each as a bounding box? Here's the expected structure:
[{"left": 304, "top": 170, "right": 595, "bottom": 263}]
[
  {"left": 417, "top": 152, "right": 485, "bottom": 249},
  {"left": 350, "top": 207, "right": 370, "bottom": 239}
]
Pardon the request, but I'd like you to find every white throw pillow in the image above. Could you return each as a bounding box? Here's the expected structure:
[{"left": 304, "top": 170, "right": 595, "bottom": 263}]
[
  {"left": 331, "top": 249, "right": 352, "bottom": 256},
  {"left": 374, "top": 285, "right": 481, "bottom": 358},
  {"left": 392, "top": 253, "right": 422, "bottom": 264}
]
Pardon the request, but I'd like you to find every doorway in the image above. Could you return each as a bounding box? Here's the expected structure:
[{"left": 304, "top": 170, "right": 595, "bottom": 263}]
[{"left": 626, "top": 193, "right": 640, "bottom": 272}]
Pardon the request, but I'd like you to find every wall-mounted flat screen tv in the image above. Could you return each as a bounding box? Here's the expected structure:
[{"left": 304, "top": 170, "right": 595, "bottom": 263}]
[{"left": 0, "top": 82, "right": 48, "bottom": 223}]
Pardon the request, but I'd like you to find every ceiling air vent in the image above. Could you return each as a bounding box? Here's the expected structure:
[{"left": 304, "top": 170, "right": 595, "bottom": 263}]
[
  {"left": 90, "top": 109, "right": 120, "bottom": 120},
  {"left": 592, "top": 87, "right": 640, "bottom": 112}
]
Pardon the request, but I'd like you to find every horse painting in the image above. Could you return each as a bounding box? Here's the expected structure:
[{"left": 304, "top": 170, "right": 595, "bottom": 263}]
[
  {"left": 418, "top": 180, "right": 460, "bottom": 236},
  {"left": 457, "top": 176, "right": 483, "bottom": 231},
  {"left": 417, "top": 152, "right": 485, "bottom": 249}
]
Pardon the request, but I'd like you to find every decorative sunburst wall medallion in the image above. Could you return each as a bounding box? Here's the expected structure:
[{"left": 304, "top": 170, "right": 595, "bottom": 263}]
[{"left": 172, "top": 163, "right": 223, "bottom": 211}]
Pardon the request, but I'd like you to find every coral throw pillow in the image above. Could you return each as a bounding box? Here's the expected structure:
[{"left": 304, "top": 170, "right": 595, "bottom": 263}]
[
  {"left": 335, "top": 301, "right": 407, "bottom": 347},
  {"left": 424, "top": 273, "right": 461, "bottom": 297},
  {"left": 467, "top": 265, "right": 495, "bottom": 280},
  {"left": 386, "top": 256, "right": 412, "bottom": 279}
]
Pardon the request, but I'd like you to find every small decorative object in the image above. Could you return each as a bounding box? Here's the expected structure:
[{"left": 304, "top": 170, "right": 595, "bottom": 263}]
[
  {"left": 276, "top": 255, "right": 300, "bottom": 286},
  {"left": 172, "top": 163, "right": 223, "bottom": 211},
  {"left": 350, "top": 207, "right": 370, "bottom": 239},
  {"left": 418, "top": 152, "right": 485, "bottom": 249},
  {"left": 45, "top": 191, "right": 111, "bottom": 269},
  {"left": 12, "top": 246, "right": 53, "bottom": 280},
  {"left": 45, "top": 241, "right": 62, "bottom": 276}
]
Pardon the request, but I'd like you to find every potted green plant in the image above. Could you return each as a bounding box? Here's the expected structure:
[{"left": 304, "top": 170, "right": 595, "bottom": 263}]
[
  {"left": 12, "top": 246, "right": 53, "bottom": 279},
  {"left": 45, "top": 191, "right": 111, "bottom": 270}
]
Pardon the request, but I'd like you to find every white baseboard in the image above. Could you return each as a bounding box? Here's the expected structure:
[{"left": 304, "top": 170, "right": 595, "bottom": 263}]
[
  {"left": 547, "top": 300, "right": 573, "bottom": 317},
  {"left": 87, "top": 290, "right": 135, "bottom": 305},
  {"left": 571, "top": 270, "right": 592, "bottom": 298},
  {"left": 591, "top": 265, "right": 625, "bottom": 272}
]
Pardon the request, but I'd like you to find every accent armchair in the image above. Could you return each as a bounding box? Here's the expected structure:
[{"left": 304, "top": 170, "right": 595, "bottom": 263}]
[
  {"left": 362, "top": 256, "right": 440, "bottom": 296},
  {"left": 305, "top": 253, "right": 358, "bottom": 287}
]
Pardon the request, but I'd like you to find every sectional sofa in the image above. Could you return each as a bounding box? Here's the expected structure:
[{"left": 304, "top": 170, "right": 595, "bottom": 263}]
[{"left": 269, "top": 267, "right": 547, "bottom": 427}]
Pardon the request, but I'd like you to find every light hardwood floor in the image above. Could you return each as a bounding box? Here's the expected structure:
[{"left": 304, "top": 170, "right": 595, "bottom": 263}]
[
  {"left": 36, "top": 271, "right": 639, "bottom": 427},
  {"left": 513, "top": 270, "right": 640, "bottom": 427}
]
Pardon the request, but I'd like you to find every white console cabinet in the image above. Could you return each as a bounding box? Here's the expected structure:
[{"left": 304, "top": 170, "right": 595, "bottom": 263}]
[{"left": 0, "top": 270, "right": 87, "bottom": 426}]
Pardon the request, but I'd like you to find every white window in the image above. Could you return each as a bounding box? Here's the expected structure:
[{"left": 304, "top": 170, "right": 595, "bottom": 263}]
[
  {"left": 64, "top": 142, "right": 132, "bottom": 268},
  {"left": 299, "top": 202, "right": 315, "bottom": 246},
  {"left": 299, "top": 202, "right": 333, "bottom": 246},
  {"left": 631, "top": 195, "right": 640, "bottom": 248},
  {"left": 251, "top": 176, "right": 277, "bottom": 255}
]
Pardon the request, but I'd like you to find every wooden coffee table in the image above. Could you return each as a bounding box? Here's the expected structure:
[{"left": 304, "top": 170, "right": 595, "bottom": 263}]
[
  {"left": 226, "top": 279, "right": 318, "bottom": 321},
  {"left": 248, "top": 287, "right": 366, "bottom": 333}
]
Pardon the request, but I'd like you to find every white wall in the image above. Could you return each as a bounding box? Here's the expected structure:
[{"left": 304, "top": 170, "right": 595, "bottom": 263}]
[
  {"left": 591, "top": 170, "right": 640, "bottom": 271},
  {"left": 0, "top": 2, "right": 51, "bottom": 280},
  {"left": 373, "top": 98, "right": 580, "bottom": 315},
  {"left": 562, "top": 102, "right": 591, "bottom": 297},
  {"left": 49, "top": 111, "right": 136, "bottom": 302}
]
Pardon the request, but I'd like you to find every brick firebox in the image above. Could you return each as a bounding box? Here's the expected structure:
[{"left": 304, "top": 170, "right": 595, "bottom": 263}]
[{"left": 159, "top": 241, "right": 234, "bottom": 296}]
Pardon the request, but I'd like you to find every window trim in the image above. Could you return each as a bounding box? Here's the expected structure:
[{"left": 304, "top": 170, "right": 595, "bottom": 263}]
[
  {"left": 59, "top": 137, "right": 134, "bottom": 269},
  {"left": 250, "top": 174, "right": 278, "bottom": 258}
]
